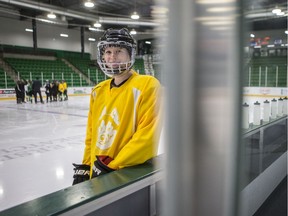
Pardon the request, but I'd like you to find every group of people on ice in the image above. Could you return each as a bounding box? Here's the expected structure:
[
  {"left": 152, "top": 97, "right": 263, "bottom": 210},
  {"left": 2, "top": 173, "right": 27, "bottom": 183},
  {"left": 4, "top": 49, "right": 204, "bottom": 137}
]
[{"left": 15, "top": 78, "right": 68, "bottom": 104}]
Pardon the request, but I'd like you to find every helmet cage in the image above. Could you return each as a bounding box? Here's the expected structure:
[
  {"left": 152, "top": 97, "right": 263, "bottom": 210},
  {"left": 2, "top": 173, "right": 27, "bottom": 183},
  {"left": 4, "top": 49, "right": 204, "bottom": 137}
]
[{"left": 97, "top": 40, "right": 136, "bottom": 77}]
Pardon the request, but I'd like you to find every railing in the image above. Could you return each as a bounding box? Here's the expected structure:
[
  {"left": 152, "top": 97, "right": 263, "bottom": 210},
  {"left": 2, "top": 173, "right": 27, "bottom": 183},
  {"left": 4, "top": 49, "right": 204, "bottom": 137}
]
[
  {"left": 0, "top": 46, "right": 55, "bottom": 57},
  {"left": 245, "top": 65, "right": 288, "bottom": 87}
]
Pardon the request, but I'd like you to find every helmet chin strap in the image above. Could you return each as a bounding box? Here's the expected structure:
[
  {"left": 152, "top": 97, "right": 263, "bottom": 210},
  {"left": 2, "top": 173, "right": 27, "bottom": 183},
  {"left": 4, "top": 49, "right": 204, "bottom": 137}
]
[{"left": 111, "top": 69, "right": 130, "bottom": 78}]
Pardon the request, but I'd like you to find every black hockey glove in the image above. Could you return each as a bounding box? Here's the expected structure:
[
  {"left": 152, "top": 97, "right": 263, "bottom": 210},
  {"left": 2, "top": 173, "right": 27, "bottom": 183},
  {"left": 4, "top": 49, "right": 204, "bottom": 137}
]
[
  {"left": 72, "top": 163, "right": 90, "bottom": 185},
  {"left": 91, "top": 156, "right": 115, "bottom": 178}
]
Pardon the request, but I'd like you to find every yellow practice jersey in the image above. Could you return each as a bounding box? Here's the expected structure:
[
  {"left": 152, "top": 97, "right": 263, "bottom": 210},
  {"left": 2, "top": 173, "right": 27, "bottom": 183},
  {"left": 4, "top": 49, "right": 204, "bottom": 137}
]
[
  {"left": 82, "top": 70, "right": 162, "bottom": 173},
  {"left": 58, "top": 83, "right": 64, "bottom": 93},
  {"left": 63, "top": 82, "right": 67, "bottom": 90}
]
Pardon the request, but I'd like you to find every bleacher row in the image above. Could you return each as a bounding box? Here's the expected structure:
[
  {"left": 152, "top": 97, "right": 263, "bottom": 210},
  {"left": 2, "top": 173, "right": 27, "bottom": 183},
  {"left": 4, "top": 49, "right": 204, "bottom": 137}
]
[
  {"left": 0, "top": 67, "right": 15, "bottom": 88},
  {"left": 0, "top": 57, "right": 146, "bottom": 89},
  {"left": 5, "top": 58, "right": 89, "bottom": 87},
  {"left": 244, "top": 56, "right": 287, "bottom": 87}
]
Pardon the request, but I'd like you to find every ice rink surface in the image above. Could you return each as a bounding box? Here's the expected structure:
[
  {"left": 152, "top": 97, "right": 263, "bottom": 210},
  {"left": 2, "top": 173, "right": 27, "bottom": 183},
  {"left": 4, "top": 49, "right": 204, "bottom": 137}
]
[{"left": 0, "top": 96, "right": 90, "bottom": 211}]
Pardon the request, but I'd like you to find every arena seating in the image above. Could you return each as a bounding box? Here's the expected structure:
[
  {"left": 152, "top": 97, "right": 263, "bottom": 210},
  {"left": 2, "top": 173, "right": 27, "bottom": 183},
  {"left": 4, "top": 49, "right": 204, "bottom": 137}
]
[
  {"left": 245, "top": 56, "right": 287, "bottom": 87},
  {"left": 0, "top": 68, "right": 15, "bottom": 88},
  {"left": 66, "top": 57, "right": 106, "bottom": 84},
  {"left": 4, "top": 57, "right": 89, "bottom": 87}
]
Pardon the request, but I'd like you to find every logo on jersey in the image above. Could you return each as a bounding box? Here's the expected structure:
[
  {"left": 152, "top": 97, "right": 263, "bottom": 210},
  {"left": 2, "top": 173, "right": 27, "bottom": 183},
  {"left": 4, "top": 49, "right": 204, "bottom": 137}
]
[{"left": 96, "top": 107, "right": 119, "bottom": 150}]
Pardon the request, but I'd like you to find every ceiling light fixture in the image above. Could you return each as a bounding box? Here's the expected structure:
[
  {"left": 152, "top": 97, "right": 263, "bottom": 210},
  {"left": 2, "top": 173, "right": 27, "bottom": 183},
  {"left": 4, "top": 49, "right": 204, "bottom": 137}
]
[
  {"left": 206, "top": 7, "right": 237, "bottom": 13},
  {"left": 60, "top": 34, "right": 68, "bottom": 37},
  {"left": 94, "top": 22, "right": 101, "bottom": 28},
  {"left": 131, "top": 0, "right": 140, "bottom": 19},
  {"left": 131, "top": 11, "right": 140, "bottom": 19},
  {"left": 84, "top": 0, "right": 95, "bottom": 8},
  {"left": 25, "top": 28, "right": 33, "bottom": 32},
  {"left": 130, "top": 29, "right": 137, "bottom": 35},
  {"left": 276, "top": 11, "right": 285, "bottom": 16},
  {"left": 202, "top": 20, "right": 234, "bottom": 25},
  {"left": 89, "top": 27, "right": 103, "bottom": 32},
  {"left": 47, "top": 12, "right": 56, "bottom": 19},
  {"left": 272, "top": 8, "right": 281, "bottom": 14}
]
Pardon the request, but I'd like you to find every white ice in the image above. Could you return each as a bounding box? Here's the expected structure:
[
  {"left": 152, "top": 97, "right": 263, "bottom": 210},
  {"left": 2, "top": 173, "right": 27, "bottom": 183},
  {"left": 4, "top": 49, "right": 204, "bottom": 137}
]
[{"left": 0, "top": 96, "right": 89, "bottom": 211}]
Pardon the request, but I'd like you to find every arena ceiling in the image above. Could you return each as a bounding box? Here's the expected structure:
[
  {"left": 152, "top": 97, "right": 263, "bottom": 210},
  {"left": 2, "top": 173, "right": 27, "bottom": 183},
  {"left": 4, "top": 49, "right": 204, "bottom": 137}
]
[
  {"left": 0, "top": 0, "right": 287, "bottom": 36},
  {"left": 0, "top": 0, "right": 156, "bottom": 34}
]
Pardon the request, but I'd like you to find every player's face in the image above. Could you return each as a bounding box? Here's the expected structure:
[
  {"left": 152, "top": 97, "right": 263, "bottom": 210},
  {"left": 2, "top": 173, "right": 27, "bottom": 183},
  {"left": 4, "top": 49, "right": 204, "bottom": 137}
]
[{"left": 102, "top": 46, "right": 130, "bottom": 70}]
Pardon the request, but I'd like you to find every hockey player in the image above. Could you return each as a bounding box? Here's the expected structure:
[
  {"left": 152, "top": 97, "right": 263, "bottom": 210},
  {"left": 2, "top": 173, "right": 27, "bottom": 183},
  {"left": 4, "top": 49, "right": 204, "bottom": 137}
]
[
  {"left": 72, "top": 28, "right": 162, "bottom": 185},
  {"left": 15, "top": 80, "right": 22, "bottom": 104},
  {"left": 63, "top": 80, "right": 68, "bottom": 100},
  {"left": 26, "top": 80, "right": 33, "bottom": 103},
  {"left": 58, "top": 80, "right": 64, "bottom": 101},
  {"left": 32, "top": 77, "right": 44, "bottom": 104},
  {"left": 44, "top": 80, "right": 52, "bottom": 103},
  {"left": 51, "top": 80, "right": 58, "bottom": 101}
]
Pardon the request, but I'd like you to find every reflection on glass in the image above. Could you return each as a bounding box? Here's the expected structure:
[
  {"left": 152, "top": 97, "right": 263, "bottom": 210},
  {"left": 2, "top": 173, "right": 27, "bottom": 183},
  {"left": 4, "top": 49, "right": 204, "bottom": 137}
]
[
  {"left": 56, "top": 167, "right": 65, "bottom": 179},
  {"left": 0, "top": 186, "right": 3, "bottom": 196},
  {"left": 241, "top": 0, "right": 287, "bottom": 214},
  {"left": 242, "top": 117, "right": 287, "bottom": 188}
]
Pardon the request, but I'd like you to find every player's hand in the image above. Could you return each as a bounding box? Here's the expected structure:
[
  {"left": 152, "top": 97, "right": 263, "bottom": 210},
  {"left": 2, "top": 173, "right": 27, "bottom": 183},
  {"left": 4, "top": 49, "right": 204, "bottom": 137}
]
[
  {"left": 72, "top": 163, "right": 90, "bottom": 185},
  {"left": 92, "top": 156, "right": 115, "bottom": 178}
]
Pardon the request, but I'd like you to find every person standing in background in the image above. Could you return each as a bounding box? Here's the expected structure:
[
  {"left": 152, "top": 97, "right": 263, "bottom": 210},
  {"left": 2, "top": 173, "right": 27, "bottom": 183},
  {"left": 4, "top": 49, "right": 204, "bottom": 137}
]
[
  {"left": 58, "top": 80, "right": 64, "bottom": 101},
  {"left": 44, "top": 80, "right": 52, "bottom": 103},
  {"left": 32, "top": 77, "right": 44, "bottom": 104},
  {"left": 63, "top": 80, "right": 68, "bottom": 101},
  {"left": 26, "top": 80, "right": 33, "bottom": 103},
  {"left": 51, "top": 80, "right": 58, "bottom": 101},
  {"left": 15, "top": 80, "right": 22, "bottom": 104},
  {"left": 19, "top": 79, "right": 27, "bottom": 103}
]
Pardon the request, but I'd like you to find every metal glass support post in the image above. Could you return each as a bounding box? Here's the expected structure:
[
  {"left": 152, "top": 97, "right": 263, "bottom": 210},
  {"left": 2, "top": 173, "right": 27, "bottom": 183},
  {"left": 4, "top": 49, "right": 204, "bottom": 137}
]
[
  {"left": 4, "top": 72, "right": 7, "bottom": 89},
  {"left": 96, "top": 69, "right": 98, "bottom": 84},
  {"left": 249, "top": 66, "right": 251, "bottom": 87},
  {"left": 161, "top": 0, "right": 242, "bottom": 215},
  {"left": 149, "top": 183, "right": 156, "bottom": 216},
  {"left": 71, "top": 73, "right": 73, "bottom": 87},
  {"left": 276, "top": 66, "right": 278, "bottom": 87},
  {"left": 259, "top": 66, "right": 261, "bottom": 86},
  {"left": 265, "top": 66, "right": 268, "bottom": 87}
]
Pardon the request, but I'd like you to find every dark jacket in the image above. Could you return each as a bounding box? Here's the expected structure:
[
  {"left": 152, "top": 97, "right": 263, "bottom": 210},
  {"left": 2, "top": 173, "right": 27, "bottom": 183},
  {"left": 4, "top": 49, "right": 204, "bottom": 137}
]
[{"left": 32, "top": 79, "right": 42, "bottom": 92}]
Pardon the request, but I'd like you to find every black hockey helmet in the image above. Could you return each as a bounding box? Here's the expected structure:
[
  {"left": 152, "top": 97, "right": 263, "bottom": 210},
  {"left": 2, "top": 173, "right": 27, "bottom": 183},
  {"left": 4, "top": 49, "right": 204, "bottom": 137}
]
[{"left": 99, "top": 28, "right": 136, "bottom": 46}]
